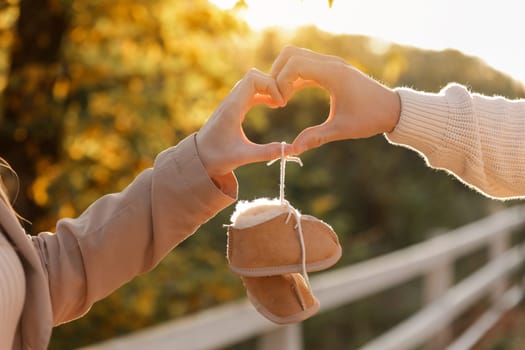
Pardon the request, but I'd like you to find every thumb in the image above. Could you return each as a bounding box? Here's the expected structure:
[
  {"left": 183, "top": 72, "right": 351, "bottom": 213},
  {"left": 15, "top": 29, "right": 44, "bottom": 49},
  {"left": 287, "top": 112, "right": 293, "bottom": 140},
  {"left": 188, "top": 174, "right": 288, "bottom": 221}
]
[
  {"left": 292, "top": 124, "right": 332, "bottom": 155},
  {"left": 244, "top": 142, "right": 293, "bottom": 164}
]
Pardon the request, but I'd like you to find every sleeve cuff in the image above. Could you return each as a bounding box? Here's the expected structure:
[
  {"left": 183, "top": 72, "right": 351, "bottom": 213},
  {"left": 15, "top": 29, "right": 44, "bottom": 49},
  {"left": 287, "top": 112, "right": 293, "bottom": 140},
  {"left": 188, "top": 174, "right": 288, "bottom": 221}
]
[
  {"left": 385, "top": 84, "right": 474, "bottom": 167},
  {"left": 155, "top": 133, "right": 238, "bottom": 212},
  {"left": 385, "top": 87, "right": 450, "bottom": 159},
  {"left": 148, "top": 133, "right": 239, "bottom": 250}
]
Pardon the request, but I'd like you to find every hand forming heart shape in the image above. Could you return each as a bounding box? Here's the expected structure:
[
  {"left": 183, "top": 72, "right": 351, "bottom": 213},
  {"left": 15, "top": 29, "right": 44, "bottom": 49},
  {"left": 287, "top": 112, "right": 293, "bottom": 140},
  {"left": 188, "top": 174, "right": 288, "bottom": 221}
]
[
  {"left": 196, "top": 46, "right": 400, "bottom": 180},
  {"left": 271, "top": 46, "right": 401, "bottom": 155}
]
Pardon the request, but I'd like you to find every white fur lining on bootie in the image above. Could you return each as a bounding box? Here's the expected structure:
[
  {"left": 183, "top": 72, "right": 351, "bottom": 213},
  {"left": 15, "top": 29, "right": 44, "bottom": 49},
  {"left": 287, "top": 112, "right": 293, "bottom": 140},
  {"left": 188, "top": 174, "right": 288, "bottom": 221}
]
[{"left": 230, "top": 198, "right": 301, "bottom": 230}]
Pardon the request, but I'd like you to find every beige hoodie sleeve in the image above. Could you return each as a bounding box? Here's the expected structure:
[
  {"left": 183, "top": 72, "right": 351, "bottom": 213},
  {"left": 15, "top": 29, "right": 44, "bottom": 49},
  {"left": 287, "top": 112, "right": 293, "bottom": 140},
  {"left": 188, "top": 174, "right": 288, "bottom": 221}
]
[
  {"left": 31, "top": 134, "right": 237, "bottom": 325},
  {"left": 385, "top": 83, "right": 525, "bottom": 199}
]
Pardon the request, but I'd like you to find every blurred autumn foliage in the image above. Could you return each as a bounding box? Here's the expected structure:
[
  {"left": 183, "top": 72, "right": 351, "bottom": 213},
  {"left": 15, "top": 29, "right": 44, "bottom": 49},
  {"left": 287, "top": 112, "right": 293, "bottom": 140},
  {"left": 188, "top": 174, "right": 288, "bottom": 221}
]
[{"left": 1, "top": 0, "right": 524, "bottom": 349}]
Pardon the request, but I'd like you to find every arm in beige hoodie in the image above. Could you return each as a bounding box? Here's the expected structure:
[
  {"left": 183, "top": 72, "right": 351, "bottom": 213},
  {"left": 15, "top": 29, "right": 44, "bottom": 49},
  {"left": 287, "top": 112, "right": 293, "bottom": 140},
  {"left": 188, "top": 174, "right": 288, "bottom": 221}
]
[
  {"left": 27, "top": 67, "right": 294, "bottom": 327},
  {"left": 31, "top": 134, "right": 237, "bottom": 325}
]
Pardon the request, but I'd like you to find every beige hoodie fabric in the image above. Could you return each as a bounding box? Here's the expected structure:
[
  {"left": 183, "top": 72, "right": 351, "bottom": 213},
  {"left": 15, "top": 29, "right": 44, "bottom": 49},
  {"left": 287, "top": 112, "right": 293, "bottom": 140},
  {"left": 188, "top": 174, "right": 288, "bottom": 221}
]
[
  {"left": 1, "top": 134, "right": 237, "bottom": 349},
  {"left": 387, "top": 83, "right": 525, "bottom": 199}
]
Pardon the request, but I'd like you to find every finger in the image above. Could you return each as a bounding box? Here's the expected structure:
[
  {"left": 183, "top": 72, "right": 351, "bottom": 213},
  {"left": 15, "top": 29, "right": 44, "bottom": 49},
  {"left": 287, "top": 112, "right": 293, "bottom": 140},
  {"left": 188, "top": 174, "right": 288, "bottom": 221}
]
[
  {"left": 250, "top": 94, "right": 283, "bottom": 108},
  {"left": 241, "top": 142, "right": 294, "bottom": 165},
  {"left": 247, "top": 80, "right": 318, "bottom": 108},
  {"left": 270, "top": 46, "right": 303, "bottom": 77},
  {"left": 292, "top": 78, "right": 320, "bottom": 91},
  {"left": 270, "top": 46, "right": 321, "bottom": 77},
  {"left": 271, "top": 46, "right": 344, "bottom": 77},
  {"left": 235, "top": 68, "right": 285, "bottom": 108},
  {"left": 276, "top": 56, "right": 333, "bottom": 101},
  {"left": 292, "top": 124, "right": 333, "bottom": 155}
]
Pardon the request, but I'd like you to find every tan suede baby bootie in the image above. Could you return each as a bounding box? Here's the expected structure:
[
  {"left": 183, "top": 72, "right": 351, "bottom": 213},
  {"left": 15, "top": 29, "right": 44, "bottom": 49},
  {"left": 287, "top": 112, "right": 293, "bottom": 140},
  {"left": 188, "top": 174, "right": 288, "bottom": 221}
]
[
  {"left": 227, "top": 199, "right": 341, "bottom": 276},
  {"left": 242, "top": 274, "right": 320, "bottom": 325},
  {"left": 225, "top": 143, "right": 341, "bottom": 324},
  {"left": 227, "top": 198, "right": 340, "bottom": 324}
]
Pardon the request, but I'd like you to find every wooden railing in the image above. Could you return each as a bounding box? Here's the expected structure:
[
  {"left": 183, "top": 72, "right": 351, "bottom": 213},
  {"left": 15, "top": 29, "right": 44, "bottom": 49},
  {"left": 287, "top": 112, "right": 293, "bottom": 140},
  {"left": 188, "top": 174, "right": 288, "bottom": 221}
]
[{"left": 80, "top": 205, "right": 525, "bottom": 350}]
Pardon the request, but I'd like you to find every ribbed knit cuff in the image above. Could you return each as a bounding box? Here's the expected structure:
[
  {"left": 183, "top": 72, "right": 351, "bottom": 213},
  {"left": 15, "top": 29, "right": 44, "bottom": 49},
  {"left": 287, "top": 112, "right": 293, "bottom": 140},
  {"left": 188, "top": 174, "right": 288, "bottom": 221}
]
[
  {"left": 385, "top": 83, "right": 525, "bottom": 199},
  {"left": 385, "top": 83, "right": 474, "bottom": 166}
]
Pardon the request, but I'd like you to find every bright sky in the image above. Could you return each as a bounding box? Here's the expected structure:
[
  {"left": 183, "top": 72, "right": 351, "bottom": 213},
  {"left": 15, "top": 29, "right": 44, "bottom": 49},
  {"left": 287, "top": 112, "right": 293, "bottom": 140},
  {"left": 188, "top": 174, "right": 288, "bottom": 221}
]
[{"left": 211, "top": 0, "right": 525, "bottom": 85}]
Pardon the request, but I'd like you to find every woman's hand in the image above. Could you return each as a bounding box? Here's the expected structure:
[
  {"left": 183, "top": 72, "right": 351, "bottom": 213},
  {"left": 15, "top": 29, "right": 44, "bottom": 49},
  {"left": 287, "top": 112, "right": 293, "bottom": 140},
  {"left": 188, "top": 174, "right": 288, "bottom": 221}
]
[
  {"left": 196, "top": 68, "right": 292, "bottom": 179},
  {"left": 271, "top": 46, "right": 401, "bottom": 154}
]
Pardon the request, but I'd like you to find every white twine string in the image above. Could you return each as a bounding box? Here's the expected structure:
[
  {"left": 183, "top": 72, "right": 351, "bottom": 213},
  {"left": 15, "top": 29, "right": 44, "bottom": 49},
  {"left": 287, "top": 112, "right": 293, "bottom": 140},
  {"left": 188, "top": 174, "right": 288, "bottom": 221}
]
[
  {"left": 267, "top": 142, "right": 311, "bottom": 290},
  {"left": 266, "top": 142, "right": 303, "bottom": 204}
]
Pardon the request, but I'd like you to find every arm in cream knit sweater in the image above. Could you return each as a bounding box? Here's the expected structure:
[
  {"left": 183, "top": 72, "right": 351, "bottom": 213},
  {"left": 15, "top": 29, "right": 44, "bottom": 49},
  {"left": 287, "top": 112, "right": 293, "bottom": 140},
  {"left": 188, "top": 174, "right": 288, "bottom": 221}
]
[
  {"left": 271, "top": 46, "right": 525, "bottom": 200},
  {"left": 387, "top": 84, "right": 525, "bottom": 199}
]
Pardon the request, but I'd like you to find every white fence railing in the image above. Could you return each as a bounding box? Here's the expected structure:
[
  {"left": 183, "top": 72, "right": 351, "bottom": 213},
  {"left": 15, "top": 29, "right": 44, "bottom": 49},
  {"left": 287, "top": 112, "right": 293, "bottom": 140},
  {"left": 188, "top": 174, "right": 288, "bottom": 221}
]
[{"left": 80, "top": 205, "right": 525, "bottom": 350}]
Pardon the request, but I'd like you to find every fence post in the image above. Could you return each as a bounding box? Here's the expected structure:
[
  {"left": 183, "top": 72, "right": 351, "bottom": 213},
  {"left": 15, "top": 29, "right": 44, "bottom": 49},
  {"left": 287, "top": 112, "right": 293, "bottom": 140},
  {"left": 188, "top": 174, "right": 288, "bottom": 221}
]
[
  {"left": 423, "top": 259, "right": 453, "bottom": 350},
  {"left": 490, "top": 231, "right": 510, "bottom": 305},
  {"left": 256, "top": 324, "right": 303, "bottom": 350}
]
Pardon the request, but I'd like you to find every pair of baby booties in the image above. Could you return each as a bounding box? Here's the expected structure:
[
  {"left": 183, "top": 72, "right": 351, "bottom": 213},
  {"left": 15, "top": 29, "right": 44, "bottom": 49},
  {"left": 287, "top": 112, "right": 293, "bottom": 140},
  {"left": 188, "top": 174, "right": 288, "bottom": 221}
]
[{"left": 226, "top": 198, "right": 342, "bottom": 324}]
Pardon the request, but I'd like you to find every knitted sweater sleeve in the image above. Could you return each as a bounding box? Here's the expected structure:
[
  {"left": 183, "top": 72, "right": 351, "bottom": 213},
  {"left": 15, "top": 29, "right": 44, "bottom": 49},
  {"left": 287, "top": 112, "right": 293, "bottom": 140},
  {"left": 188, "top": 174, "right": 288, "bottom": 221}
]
[{"left": 385, "top": 83, "right": 525, "bottom": 199}]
